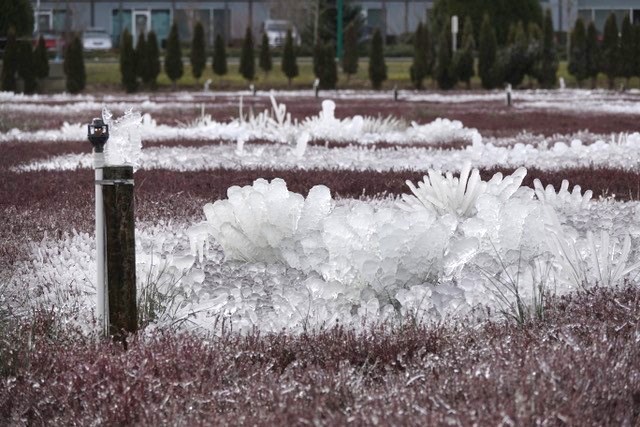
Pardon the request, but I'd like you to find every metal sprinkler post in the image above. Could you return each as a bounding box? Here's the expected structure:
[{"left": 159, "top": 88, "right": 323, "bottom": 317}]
[
  {"left": 88, "top": 118, "right": 138, "bottom": 342},
  {"left": 88, "top": 118, "right": 108, "bottom": 335}
]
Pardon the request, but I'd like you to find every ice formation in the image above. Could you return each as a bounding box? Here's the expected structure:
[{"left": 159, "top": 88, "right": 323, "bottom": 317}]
[
  {"left": 1, "top": 95, "right": 480, "bottom": 147},
  {"left": 5, "top": 90, "right": 640, "bottom": 333},
  {"left": 15, "top": 131, "right": 640, "bottom": 174},
  {"left": 101, "top": 107, "right": 143, "bottom": 167},
  {"left": 9, "top": 190, "right": 640, "bottom": 335},
  {"left": 398, "top": 162, "right": 527, "bottom": 217},
  {"left": 183, "top": 168, "right": 640, "bottom": 329}
]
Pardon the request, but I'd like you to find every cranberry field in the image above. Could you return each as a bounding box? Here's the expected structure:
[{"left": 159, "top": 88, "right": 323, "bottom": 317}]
[{"left": 1, "top": 89, "right": 639, "bottom": 424}]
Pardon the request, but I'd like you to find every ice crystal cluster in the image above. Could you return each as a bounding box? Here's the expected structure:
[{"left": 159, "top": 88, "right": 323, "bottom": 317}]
[
  {"left": 102, "top": 107, "right": 143, "bottom": 167},
  {"left": 188, "top": 163, "right": 640, "bottom": 326}
]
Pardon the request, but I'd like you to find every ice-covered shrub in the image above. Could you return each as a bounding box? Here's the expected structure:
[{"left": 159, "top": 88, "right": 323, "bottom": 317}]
[
  {"left": 534, "top": 178, "right": 593, "bottom": 210},
  {"left": 545, "top": 207, "right": 640, "bottom": 289},
  {"left": 195, "top": 178, "right": 332, "bottom": 263},
  {"left": 190, "top": 164, "right": 640, "bottom": 326},
  {"left": 190, "top": 168, "right": 557, "bottom": 320},
  {"left": 398, "top": 162, "right": 527, "bottom": 218},
  {"left": 9, "top": 223, "right": 205, "bottom": 332}
]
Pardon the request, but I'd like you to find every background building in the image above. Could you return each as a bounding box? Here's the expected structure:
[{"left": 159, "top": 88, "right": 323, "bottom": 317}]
[
  {"left": 29, "top": 0, "right": 640, "bottom": 47},
  {"left": 542, "top": 0, "right": 640, "bottom": 33}
]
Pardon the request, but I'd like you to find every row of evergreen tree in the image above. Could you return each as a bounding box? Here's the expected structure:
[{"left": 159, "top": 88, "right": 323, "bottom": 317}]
[
  {"left": 407, "top": 10, "right": 558, "bottom": 90},
  {"left": 121, "top": 10, "right": 640, "bottom": 90},
  {"left": 120, "top": 20, "right": 381, "bottom": 91},
  {"left": 411, "top": 10, "right": 640, "bottom": 91},
  {"left": 569, "top": 13, "right": 640, "bottom": 89},
  {"left": 4, "top": 12, "right": 640, "bottom": 94},
  {"left": 1, "top": 32, "right": 50, "bottom": 94}
]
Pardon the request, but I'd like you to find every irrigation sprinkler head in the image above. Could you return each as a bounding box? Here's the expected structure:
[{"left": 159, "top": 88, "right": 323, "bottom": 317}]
[{"left": 88, "top": 118, "right": 109, "bottom": 153}]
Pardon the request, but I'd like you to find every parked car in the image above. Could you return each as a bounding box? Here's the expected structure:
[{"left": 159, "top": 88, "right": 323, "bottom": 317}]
[
  {"left": 82, "top": 28, "right": 112, "bottom": 51},
  {"left": 262, "top": 19, "right": 301, "bottom": 47},
  {"left": 32, "top": 32, "right": 61, "bottom": 52}
]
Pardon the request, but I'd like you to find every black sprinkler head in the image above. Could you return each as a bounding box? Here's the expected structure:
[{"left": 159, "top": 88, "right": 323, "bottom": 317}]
[{"left": 88, "top": 118, "right": 109, "bottom": 153}]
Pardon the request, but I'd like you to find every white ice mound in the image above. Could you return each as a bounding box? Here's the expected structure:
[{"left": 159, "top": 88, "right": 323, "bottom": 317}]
[
  {"left": 102, "top": 107, "right": 143, "bottom": 167},
  {"left": 185, "top": 167, "right": 640, "bottom": 326}
]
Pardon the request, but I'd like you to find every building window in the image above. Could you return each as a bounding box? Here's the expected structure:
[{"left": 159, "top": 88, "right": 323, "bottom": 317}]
[
  {"left": 35, "top": 11, "right": 53, "bottom": 32},
  {"left": 151, "top": 10, "right": 171, "bottom": 47},
  {"left": 53, "top": 10, "right": 68, "bottom": 32}
]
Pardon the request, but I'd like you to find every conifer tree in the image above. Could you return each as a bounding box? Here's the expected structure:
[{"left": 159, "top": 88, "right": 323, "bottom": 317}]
[
  {"left": 164, "top": 23, "right": 183, "bottom": 88},
  {"left": 318, "top": 42, "right": 337, "bottom": 89},
  {"left": 505, "top": 21, "right": 528, "bottom": 87},
  {"left": 526, "top": 23, "right": 543, "bottom": 81},
  {"left": 454, "top": 17, "right": 475, "bottom": 89},
  {"left": 281, "top": 29, "right": 299, "bottom": 86},
  {"left": 239, "top": 27, "right": 255, "bottom": 82},
  {"left": 190, "top": 21, "right": 206, "bottom": 82},
  {"left": 63, "top": 34, "right": 86, "bottom": 94},
  {"left": 619, "top": 14, "right": 635, "bottom": 85},
  {"left": 368, "top": 28, "right": 387, "bottom": 90},
  {"left": 568, "top": 18, "right": 587, "bottom": 87},
  {"left": 312, "top": 40, "right": 324, "bottom": 79},
  {"left": 145, "top": 31, "right": 161, "bottom": 88},
  {"left": 313, "top": 42, "right": 323, "bottom": 79},
  {"left": 410, "top": 22, "right": 428, "bottom": 89},
  {"left": 120, "top": 29, "right": 137, "bottom": 93},
  {"left": 435, "top": 22, "right": 456, "bottom": 90},
  {"left": 478, "top": 14, "right": 498, "bottom": 89},
  {"left": 0, "top": 31, "right": 18, "bottom": 92},
  {"left": 17, "top": 41, "right": 36, "bottom": 94},
  {"left": 585, "top": 22, "right": 599, "bottom": 88},
  {"left": 0, "top": 0, "right": 34, "bottom": 37},
  {"left": 601, "top": 13, "right": 619, "bottom": 89},
  {"left": 423, "top": 23, "right": 435, "bottom": 82},
  {"left": 212, "top": 33, "right": 228, "bottom": 78},
  {"left": 342, "top": 21, "right": 358, "bottom": 81},
  {"left": 135, "top": 31, "right": 147, "bottom": 84},
  {"left": 33, "top": 35, "right": 49, "bottom": 80},
  {"left": 536, "top": 9, "right": 557, "bottom": 88},
  {"left": 258, "top": 32, "right": 272, "bottom": 77}
]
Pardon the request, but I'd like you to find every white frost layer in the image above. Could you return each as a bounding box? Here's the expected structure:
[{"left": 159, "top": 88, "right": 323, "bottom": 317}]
[
  {"left": 8, "top": 188, "right": 640, "bottom": 334},
  {"left": 16, "top": 132, "right": 640, "bottom": 173},
  {"left": 2, "top": 88, "right": 640, "bottom": 111},
  {"left": 1, "top": 97, "right": 481, "bottom": 146}
]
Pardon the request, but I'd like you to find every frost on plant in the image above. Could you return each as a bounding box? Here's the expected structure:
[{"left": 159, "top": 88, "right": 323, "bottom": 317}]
[
  {"left": 398, "top": 162, "right": 527, "bottom": 218},
  {"left": 544, "top": 207, "right": 640, "bottom": 289},
  {"left": 534, "top": 178, "right": 593, "bottom": 210}
]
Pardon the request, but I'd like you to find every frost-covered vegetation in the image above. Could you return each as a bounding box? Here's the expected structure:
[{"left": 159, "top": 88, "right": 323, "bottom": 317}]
[{"left": 1, "top": 90, "right": 639, "bottom": 424}]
